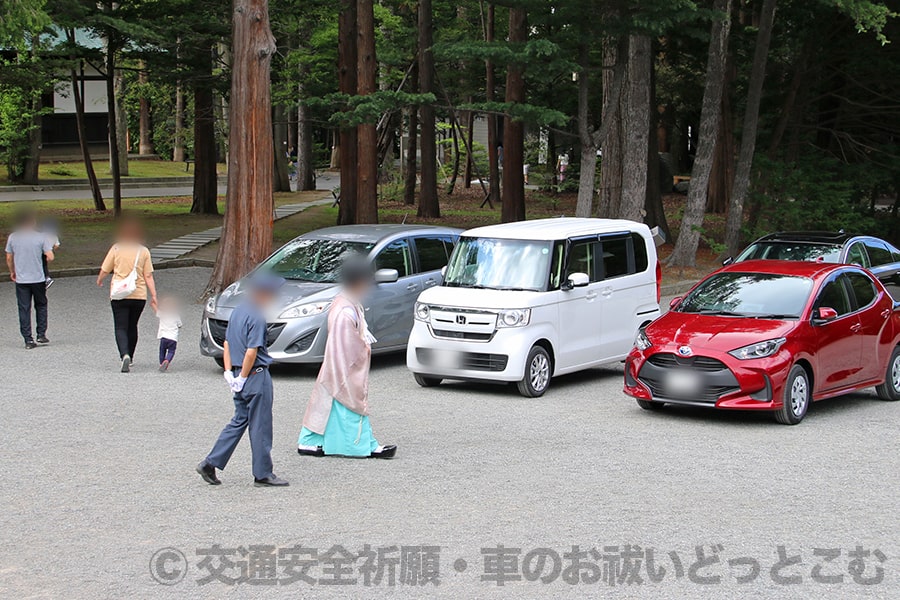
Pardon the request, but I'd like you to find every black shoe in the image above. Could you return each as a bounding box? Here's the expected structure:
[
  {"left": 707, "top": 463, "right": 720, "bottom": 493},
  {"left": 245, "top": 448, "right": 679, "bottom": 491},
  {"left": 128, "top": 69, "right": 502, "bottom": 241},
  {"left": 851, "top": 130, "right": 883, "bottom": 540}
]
[
  {"left": 121, "top": 355, "right": 131, "bottom": 373},
  {"left": 370, "top": 444, "right": 397, "bottom": 459},
  {"left": 36, "top": 336, "right": 49, "bottom": 344},
  {"left": 24, "top": 340, "right": 37, "bottom": 350},
  {"left": 196, "top": 461, "right": 221, "bottom": 485},
  {"left": 254, "top": 475, "right": 289, "bottom": 487},
  {"left": 297, "top": 446, "right": 325, "bottom": 457}
]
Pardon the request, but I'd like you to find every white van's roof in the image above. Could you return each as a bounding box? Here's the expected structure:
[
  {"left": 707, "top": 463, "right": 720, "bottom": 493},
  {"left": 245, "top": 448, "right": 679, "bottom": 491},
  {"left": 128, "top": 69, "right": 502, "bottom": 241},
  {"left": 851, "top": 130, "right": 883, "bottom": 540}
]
[{"left": 462, "top": 217, "right": 647, "bottom": 241}]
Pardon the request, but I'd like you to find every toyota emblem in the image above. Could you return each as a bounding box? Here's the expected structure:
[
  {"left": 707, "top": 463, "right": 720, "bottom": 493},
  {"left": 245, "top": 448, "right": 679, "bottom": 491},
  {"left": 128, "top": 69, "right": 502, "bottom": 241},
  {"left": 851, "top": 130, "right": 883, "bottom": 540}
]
[{"left": 677, "top": 345, "right": 692, "bottom": 357}]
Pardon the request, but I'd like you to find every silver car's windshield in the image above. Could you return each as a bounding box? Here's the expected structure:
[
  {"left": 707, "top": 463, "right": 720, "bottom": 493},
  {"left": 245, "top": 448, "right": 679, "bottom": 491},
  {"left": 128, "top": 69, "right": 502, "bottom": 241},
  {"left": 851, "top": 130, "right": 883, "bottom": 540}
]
[
  {"left": 261, "top": 239, "right": 374, "bottom": 283},
  {"left": 736, "top": 241, "right": 841, "bottom": 263},
  {"left": 444, "top": 237, "right": 551, "bottom": 291}
]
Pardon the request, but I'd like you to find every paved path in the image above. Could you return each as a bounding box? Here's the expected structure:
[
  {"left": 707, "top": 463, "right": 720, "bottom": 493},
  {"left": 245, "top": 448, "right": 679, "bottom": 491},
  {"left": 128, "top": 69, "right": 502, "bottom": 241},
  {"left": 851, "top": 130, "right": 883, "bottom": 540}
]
[
  {"left": 149, "top": 196, "right": 335, "bottom": 263},
  {"left": 2, "top": 266, "right": 899, "bottom": 599}
]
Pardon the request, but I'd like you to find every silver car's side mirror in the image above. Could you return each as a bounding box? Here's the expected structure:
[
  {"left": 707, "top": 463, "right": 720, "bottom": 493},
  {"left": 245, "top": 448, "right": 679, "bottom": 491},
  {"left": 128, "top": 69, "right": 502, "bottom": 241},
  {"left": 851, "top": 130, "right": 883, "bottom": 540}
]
[
  {"left": 564, "top": 272, "right": 590, "bottom": 290},
  {"left": 441, "top": 266, "right": 447, "bottom": 277},
  {"left": 374, "top": 268, "right": 399, "bottom": 284}
]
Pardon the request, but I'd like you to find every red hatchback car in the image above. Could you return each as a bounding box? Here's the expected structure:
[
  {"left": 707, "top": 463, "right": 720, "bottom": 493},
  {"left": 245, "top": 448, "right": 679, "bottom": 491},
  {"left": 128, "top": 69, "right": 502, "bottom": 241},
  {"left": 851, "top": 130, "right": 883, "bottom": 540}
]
[{"left": 624, "top": 260, "right": 900, "bottom": 424}]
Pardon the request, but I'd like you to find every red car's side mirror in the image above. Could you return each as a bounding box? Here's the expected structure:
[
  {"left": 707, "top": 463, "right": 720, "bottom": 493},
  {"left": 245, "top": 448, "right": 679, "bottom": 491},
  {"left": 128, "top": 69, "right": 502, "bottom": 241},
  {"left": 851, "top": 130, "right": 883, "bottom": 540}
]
[
  {"left": 815, "top": 307, "right": 839, "bottom": 322},
  {"left": 669, "top": 296, "right": 682, "bottom": 310}
]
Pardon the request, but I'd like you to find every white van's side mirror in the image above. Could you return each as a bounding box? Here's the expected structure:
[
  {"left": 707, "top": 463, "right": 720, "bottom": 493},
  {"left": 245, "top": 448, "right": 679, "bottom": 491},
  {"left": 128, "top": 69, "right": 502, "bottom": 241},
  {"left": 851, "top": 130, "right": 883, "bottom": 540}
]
[
  {"left": 441, "top": 266, "right": 447, "bottom": 277},
  {"left": 564, "top": 272, "right": 590, "bottom": 290},
  {"left": 374, "top": 268, "right": 399, "bottom": 284}
]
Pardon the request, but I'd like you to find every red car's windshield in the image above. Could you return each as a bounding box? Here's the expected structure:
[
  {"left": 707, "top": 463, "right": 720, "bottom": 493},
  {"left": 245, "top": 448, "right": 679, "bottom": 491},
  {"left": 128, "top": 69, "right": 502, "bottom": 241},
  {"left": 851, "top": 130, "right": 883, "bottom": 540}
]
[{"left": 678, "top": 272, "right": 813, "bottom": 319}]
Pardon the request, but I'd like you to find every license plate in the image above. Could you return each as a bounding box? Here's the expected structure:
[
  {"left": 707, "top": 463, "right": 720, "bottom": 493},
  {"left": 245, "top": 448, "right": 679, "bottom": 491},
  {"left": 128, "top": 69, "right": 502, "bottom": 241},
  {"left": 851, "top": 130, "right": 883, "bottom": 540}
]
[
  {"left": 664, "top": 370, "right": 701, "bottom": 397},
  {"left": 431, "top": 349, "right": 461, "bottom": 370}
]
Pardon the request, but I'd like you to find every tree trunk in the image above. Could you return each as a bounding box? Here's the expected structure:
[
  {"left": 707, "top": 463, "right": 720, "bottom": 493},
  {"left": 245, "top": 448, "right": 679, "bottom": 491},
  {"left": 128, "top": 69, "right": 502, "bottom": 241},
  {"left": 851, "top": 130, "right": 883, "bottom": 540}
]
[
  {"left": 70, "top": 57, "right": 106, "bottom": 211},
  {"left": 113, "top": 70, "right": 129, "bottom": 176},
  {"left": 191, "top": 47, "right": 218, "bottom": 215},
  {"left": 724, "top": 0, "right": 777, "bottom": 257},
  {"left": 138, "top": 62, "right": 154, "bottom": 155},
  {"left": 417, "top": 0, "right": 440, "bottom": 218},
  {"left": 206, "top": 0, "right": 277, "bottom": 294},
  {"left": 620, "top": 35, "right": 652, "bottom": 223},
  {"left": 22, "top": 93, "right": 41, "bottom": 185},
  {"left": 645, "top": 52, "right": 670, "bottom": 240},
  {"left": 484, "top": 2, "right": 500, "bottom": 208},
  {"left": 337, "top": 0, "right": 358, "bottom": 224},
  {"left": 404, "top": 59, "right": 419, "bottom": 205},
  {"left": 105, "top": 36, "right": 123, "bottom": 216},
  {"left": 667, "top": 0, "right": 732, "bottom": 268},
  {"left": 501, "top": 6, "right": 528, "bottom": 223},
  {"left": 706, "top": 71, "right": 734, "bottom": 213},
  {"left": 446, "top": 118, "right": 461, "bottom": 194},
  {"left": 575, "top": 44, "right": 598, "bottom": 218},
  {"left": 356, "top": 0, "right": 379, "bottom": 223},
  {"left": 463, "top": 107, "right": 474, "bottom": 188},
  {"left": 297, "top": 88, "right": 315, "bottom": 190},
  {"left": 272, "top": 104, "right": 291, "bottom": 192},
  {"left": 597, "top": 36, "right": 626, "bottom": 218},
  {"left": 173, "top": 79, "right": 186, "bottom": 162}
]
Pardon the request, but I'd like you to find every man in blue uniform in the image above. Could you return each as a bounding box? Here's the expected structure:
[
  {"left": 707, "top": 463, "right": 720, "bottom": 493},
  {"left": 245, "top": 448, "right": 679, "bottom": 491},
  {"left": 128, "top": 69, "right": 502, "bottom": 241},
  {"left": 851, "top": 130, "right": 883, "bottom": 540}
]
[{"left": 197, "top": 274, "right": 289, "bottom": 487}]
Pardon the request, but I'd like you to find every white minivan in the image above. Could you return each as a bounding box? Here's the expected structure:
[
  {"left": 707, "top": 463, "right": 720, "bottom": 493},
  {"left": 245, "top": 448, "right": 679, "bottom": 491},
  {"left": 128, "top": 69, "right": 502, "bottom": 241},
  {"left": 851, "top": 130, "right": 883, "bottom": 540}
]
[{"left": 406, "top": 218, "right": 662, "bottom": 396}]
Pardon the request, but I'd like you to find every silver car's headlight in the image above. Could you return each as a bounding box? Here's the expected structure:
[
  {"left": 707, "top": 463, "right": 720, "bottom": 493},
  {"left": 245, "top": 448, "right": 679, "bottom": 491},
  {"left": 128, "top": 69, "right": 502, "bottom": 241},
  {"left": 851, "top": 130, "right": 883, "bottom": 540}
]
[
  {"left": 635, "top": 329, "right": 652, "bottom": 351},
  {"left": 279, "top": 301, "right": 331, "bottom": 319},
  {"left": 415, "top": 302, "right": 430, "bottom": 321},
  {"left": 205, "top": 296, "right": 217, "bottom": 314},
  {"left": 496, "top": 308, "right": 531, "bottom": 328},
  {"left": 728, "top": 338, "right": 786, "bottom": 360}
]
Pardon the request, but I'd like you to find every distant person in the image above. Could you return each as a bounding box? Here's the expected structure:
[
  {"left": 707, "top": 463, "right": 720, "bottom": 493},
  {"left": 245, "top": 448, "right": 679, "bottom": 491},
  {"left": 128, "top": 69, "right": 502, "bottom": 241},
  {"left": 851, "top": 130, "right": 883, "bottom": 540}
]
[
  {"left": 197, "top": 274, "right": 289, "bottom": 487},
  {"left": 39, "top": 217, "right": 60, "bottom": 289},
  {"left": 5, "top": 208, "right": 54, "bottom": 349},
  {"left": 156, "top": 296, "right": 182, "bottom": 372},
  {"left": 556, "top": 153, "right": 569, "bottom": 184},
  {"left": 96, "top": 217, "right": 157, "bottom": 372},
  {"left": 523, "top": 163, "right": 530, "bottom": 185},
  {"left": 297, "top": 257, "right": 397, "bottom": 459}
]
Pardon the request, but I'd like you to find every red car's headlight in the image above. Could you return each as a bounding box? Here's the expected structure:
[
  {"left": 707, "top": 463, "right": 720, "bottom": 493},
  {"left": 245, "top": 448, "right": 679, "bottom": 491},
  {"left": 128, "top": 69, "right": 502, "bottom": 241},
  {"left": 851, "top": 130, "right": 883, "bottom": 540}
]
[{"left": 728, "top": 337, "right": 786, "bottom": 360}]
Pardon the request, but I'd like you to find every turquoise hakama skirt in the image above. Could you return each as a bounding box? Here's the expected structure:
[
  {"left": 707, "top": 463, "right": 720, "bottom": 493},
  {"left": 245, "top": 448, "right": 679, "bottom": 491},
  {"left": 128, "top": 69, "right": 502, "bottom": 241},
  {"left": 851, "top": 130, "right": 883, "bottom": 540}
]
[{"left": 298, "top": 398, "right": 379, "bottom": 457}]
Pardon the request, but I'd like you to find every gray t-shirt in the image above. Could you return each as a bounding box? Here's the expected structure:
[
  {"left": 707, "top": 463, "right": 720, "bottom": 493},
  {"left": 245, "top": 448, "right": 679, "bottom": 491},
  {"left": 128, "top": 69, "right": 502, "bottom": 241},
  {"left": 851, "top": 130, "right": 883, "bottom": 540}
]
[{"left": 5, "top": 229, "right": 53, "bottom": 284}]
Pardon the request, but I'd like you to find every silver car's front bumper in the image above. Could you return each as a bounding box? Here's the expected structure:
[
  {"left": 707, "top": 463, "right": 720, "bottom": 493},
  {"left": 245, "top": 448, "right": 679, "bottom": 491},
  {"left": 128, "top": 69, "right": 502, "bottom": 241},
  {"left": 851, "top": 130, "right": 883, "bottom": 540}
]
[{"left": 199, "top": 312, "right": 328, "bottom": 363}]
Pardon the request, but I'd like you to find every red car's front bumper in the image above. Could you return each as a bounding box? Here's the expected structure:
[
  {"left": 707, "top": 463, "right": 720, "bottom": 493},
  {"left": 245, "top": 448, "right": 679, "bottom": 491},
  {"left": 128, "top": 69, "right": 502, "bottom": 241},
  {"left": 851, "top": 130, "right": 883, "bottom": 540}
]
[{"left": 623, "top": 345, "right": 793, "bottom": 410}]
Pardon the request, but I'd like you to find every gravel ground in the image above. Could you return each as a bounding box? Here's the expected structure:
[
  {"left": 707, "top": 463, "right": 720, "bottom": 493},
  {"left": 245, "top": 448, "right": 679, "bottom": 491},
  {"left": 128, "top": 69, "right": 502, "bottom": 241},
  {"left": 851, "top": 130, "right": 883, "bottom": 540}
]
[{"left": 1, "top": 267, "right": 899, "bottom": 599}]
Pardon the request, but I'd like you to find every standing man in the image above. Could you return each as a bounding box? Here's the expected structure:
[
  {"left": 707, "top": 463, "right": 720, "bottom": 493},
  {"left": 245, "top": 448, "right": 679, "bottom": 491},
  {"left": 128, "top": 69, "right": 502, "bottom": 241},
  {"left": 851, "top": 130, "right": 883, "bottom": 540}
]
[
  {"left": 197, "top": 274, "right": 289, "bottom": 487},
  {"left": 5, "top": 208, "right": 54, "bottom": 349}
]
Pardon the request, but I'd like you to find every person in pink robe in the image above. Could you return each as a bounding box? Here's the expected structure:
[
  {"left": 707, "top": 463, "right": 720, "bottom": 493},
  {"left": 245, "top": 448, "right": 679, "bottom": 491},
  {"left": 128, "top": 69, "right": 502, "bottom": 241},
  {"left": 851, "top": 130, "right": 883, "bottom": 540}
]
[{"left": 297, "top": 258, "right": 397, "bottom": 458}]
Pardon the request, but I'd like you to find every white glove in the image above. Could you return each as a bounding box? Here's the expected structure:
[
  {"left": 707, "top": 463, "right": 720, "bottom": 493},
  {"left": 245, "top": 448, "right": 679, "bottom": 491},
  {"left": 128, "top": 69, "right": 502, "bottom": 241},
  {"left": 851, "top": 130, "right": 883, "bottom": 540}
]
[
  {"left": 223, "top": 371, "right": 235, "bottom": 387},
  {"left": 230, "top": 376, "right": 247, "bottom": 393}
]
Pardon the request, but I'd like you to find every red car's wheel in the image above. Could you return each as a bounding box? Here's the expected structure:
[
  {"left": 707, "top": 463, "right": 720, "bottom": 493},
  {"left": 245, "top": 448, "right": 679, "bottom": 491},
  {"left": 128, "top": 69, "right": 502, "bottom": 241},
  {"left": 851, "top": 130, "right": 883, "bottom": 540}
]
[
  {"left": 775, "top": 364, "right": 810, "bottom": 425},
  {"left": 875, "top": 346, "right": 900, "bottom": 401}
]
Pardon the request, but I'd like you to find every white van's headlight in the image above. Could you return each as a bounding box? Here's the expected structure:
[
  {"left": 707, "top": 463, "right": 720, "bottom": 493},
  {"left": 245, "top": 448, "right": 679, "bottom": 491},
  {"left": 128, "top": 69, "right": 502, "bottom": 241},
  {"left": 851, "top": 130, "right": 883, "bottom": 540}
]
[
  {"left": 205, "top": 296, "right": 217, "bottom": 314},
  {"left": 415, "top": 302, "right": 430, "bottom": 321},
  {"left": 729, "top": 338, "right": 786, "bottom": 360},
  {"left": 279, "top": 301, "right": 331, "bottom": 319},
  {"left": 635, "top": 329, "right": 653, "bottom": 351},
  {"left": 497, "top": 308, "right": 531, "bottom": 328}
]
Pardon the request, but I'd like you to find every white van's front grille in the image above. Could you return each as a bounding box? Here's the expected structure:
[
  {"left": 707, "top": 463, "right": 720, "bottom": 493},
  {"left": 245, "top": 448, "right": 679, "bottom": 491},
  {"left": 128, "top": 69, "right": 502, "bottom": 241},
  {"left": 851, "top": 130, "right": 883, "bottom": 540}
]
[{"left": 428, "top": 307, "right": 498, "bottom": 341}]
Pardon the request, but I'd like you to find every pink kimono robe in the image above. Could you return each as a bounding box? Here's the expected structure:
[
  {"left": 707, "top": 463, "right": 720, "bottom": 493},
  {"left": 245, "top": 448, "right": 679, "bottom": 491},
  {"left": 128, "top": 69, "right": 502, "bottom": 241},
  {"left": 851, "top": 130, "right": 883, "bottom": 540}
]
[{"left": 302, "top": 293, "right": 371, "bottom": 434}]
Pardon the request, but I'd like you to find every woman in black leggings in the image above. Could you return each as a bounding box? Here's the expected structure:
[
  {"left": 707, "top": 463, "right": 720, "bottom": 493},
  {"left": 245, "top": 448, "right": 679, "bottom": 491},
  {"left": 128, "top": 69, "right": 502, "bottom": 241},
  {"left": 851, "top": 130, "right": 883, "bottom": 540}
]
[{"left": 97, "top": 218, "right": 158, "bottom": 372}]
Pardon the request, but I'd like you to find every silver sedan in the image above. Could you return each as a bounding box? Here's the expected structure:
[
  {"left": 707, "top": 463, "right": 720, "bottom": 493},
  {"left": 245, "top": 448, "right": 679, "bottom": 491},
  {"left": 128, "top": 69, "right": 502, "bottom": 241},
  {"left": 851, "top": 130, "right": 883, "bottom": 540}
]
[{"left": 200, "top": 224, "right": 461, "bottom": 365}]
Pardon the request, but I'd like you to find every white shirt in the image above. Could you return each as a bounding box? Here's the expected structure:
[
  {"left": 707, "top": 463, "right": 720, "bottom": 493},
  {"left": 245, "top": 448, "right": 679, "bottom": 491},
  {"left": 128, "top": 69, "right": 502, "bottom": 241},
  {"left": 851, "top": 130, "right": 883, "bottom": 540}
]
[{"left": 157, "top": 310, "right": 183, "bottom": 341}]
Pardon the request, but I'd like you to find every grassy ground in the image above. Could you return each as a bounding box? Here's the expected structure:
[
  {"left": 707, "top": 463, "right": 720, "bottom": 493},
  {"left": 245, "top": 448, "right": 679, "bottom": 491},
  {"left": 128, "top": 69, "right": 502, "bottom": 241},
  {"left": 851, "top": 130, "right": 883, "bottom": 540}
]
[
  {"left": 1, "top": 190, "right": 330, "bottom": 272},
  {"left": 32, "top": 159, "right": 228, "bottom": 181}
]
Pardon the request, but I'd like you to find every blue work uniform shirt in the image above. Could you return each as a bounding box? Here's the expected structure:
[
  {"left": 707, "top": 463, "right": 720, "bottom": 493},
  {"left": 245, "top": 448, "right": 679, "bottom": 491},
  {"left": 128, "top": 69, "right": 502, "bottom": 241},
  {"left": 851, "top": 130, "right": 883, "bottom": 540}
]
[{"left": 225, "top": 300, "right": 273, "bottom": 368}]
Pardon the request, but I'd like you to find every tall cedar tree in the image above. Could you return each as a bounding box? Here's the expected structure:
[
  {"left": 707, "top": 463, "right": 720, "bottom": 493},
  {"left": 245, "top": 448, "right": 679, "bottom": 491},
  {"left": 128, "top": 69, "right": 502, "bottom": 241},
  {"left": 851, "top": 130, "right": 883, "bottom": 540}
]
[
  {"left": 501, "top": 6, "right": 528, "bottom": 223},
  {"left": 191, "top": 45, "right": 218, "bottom": 215},
  {"left": 337, "top": 0, "right": 358, "bottom": 224},
  {"left": 356, "top": 0, "right": 378, "bottom": 223},
  {"left": 668, "top": 0, "right": 732, "bottom": 267},
  {"left": 417, "top": 0, "right": 440, "bottom": 218},
  {"left": 206, "top": 0, "right": 277, "bottom": 293}
]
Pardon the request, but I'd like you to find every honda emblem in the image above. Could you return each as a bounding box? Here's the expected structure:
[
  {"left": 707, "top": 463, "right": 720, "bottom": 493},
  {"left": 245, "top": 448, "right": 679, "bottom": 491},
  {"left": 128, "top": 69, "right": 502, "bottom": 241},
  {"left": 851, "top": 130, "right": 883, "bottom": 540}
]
[{"left": 456, "top": 315, "right": 467, "bottom": 325}]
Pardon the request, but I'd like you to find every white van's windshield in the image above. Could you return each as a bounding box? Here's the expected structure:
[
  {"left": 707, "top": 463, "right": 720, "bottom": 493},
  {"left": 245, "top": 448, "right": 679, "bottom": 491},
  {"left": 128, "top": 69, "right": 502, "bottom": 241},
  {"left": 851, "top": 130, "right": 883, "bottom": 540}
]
[{"left": 444, "top": 237, "right": 552, "bottom": 291}]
